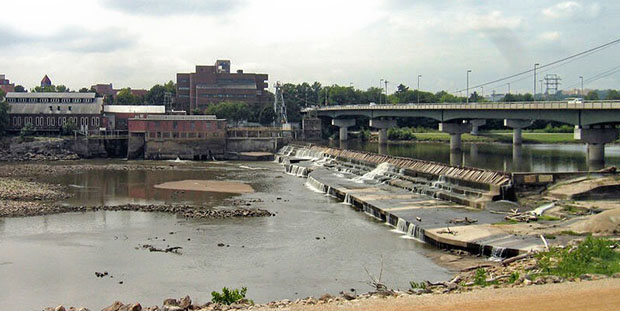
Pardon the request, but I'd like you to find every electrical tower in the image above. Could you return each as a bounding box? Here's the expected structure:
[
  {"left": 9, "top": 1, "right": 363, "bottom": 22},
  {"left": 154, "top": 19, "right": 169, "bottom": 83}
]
[
  {"left": 273, "top": 82, "right": 288, "bottom": 125},
  {"left": 544, "top": 74, "right": 562, "bottom": 96}
]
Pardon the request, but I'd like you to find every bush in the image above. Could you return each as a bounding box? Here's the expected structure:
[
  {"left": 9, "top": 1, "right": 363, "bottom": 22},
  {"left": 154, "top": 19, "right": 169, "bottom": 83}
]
[
  {"left": 19, "top": 123, "right": 35, "bottom": 138},
  {"left": 537, "top": 236, "right": 620, "bottom": 277},
  {"left": 387, "top": 127, "right": 416, "bottom": 140},
  {"left": 211, "top": 287, "right": 252, "bottom": 305},
  {"left": 473, "top": 268, "right": 487, "bottom": 286}
]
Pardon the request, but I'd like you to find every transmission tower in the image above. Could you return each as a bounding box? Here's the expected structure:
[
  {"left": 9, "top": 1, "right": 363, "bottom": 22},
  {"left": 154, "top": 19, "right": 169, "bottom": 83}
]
[
  {"left": 273, "top": 82, "right": 288, "bottom": 125},
  {"left": 544, "top": 74, "right": 562, "bottom": 96}
]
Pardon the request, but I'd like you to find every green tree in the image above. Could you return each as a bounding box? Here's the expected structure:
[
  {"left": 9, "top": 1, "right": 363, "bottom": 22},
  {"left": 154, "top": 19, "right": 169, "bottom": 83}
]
[
  {"left": 258, "top": 105, "right": 276, "bottom": 125},
  {"left": 61, "top": 119, "right": 78, "bottom": 135},
  {"left": 145, "top": 84, "right": 166, "bottom": 105},
  {"left": 116, "top": 88, "right": 142, "bottom": 105},
  {"left": 607, "top": 90, "right": 620, "bottom": 100},
  {"left": 205, "top": 101, "right": 251, "bottom": 123},
  {"left": 14, "top": 85, "right": 26, "bottom": 92},
  {"left": 586, "top": 91, "right": 599, "bottom": 100},
  {"left": 78, "top": 87, "right": 90, "bottom": 93},
  {"left": 0, "top": 91, "right": 9, "bottom": 135}
]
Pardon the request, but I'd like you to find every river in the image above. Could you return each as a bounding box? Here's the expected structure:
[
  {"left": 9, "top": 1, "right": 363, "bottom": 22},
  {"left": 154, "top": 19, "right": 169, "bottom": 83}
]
[
  {"left": 0, "top": 160, "right": 451, "bottom": 311},
  {"left": 330, "top": 141, "right": 620, "bottom": 172}
]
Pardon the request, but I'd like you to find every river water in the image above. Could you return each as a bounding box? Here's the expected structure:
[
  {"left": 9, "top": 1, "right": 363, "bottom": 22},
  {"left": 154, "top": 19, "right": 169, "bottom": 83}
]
[
  {"left": 0, "top": 161, "right": 451, "bottom": 311},
  {"left": 331, "top": 141, "right": 620, "bottom": 172}
]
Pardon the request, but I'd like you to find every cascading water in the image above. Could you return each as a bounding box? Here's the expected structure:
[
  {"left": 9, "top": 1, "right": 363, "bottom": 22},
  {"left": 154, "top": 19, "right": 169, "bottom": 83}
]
[
  {"left": 395, "top": 218, "right": 408, "bottom": 233},
  {"left": 406, "top": 223, "right": 425, "bottom": 242},
  {"left": 342, "top": 193, "right": 353, "bottom": 205},
  {"left": 285, "top": 165, "right": 309, "bottom": 177},
  {"left": 352, "top": 162, "right": 394, "bottom": 183},
  {"left": 305, "top": 177, "right": 326, "bottom": 193},
  {"left": 489, "top": 246, "right": 506, "bottom": 261}
]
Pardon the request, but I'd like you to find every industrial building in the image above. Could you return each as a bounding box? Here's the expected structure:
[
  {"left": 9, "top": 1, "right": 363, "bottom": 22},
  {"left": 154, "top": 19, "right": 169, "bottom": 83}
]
[{"left": 176, "top": 60, "right": 269, "bottom": 113}]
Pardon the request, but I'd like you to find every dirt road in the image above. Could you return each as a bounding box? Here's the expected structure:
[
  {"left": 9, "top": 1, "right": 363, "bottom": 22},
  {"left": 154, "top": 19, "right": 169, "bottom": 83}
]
[{"left": 276, "top": 278, "right": 620, "bottom": 311}]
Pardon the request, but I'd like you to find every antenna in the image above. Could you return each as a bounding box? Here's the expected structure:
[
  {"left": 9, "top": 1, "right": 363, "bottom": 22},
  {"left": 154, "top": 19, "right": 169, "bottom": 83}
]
[{"left": 273, "top": 81, "right": 288, "bottom": 125}]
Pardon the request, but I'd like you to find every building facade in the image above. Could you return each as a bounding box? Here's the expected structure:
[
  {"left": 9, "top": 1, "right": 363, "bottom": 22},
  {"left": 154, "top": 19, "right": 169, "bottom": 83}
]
[
  {"left": 6, "top": 92, "right": 103, "bottom": 133},
  {"left": 103, "top": 105, "right": 166, "bottom": 130},
  {"left": 128, "top": 115, "right": 227, "bottom": 160},
  {"left": 176, "top": 60, "right": 269, "bottom": 114},
  {"left": 0, "top": 74, "right": 15, "bottom": 94}
]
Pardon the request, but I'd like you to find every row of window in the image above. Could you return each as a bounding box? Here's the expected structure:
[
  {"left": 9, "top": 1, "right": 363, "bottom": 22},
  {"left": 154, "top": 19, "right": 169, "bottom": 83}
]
[
  {"left": 197, "top": 94, "right": 255, "bottom": 98},
  {"left": 7, "top": 98, "right": 94, "bottom": 103},
  {"left": 12, "top": 116, "right": 100, "bottom": 128},
  {"left": 147, "top": 131, "right": 223, "bottom": 139}
]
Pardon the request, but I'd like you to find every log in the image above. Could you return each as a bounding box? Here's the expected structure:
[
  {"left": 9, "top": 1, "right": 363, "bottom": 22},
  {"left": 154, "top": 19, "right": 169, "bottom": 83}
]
[
  {"left": 460, "top": 263, "right": 496, "bottom": 272},
  {"left": 501, "top": 253, "right": 533, "bottom": 266}
]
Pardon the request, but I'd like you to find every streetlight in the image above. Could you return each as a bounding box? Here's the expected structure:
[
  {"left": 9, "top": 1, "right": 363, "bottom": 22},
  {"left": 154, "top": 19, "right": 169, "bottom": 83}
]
[
  {"left": 417, "top": 74, "right": 422, "bottom": 104},
  {"left": 384, "top": 80, "right": 389, "bottom": 97},
  {"left": 540, "top": 80, "right": 544, "bottom": 100},
  {"left": 379, "top": 79, "right": 384, "bottom": 105},
  {"left": 579, "top": 76, "right": 584, "bottom": 98},
  {"left": 534, "top": 63, "right": 540, "bottom": 100},
  {"left": 507, "top": 83, "right": 510, "bottom": 94},
  {"left": 466, "top": 70, "right": 471, "bottom": 104},
  {"left": 480, "top": 85, "right": 484, "bottom": 98}
]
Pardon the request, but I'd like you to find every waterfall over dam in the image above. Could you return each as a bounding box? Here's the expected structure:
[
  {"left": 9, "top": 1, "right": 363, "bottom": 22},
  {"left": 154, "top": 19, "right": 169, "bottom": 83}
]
[{"left": 278, "top": 144, "right": 545, "bottom": 259}]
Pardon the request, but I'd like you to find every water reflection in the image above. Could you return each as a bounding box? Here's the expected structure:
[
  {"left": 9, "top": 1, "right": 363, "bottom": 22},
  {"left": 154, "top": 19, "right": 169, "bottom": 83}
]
[{"left": 330, "top": 141, "right": 620, "bottom": 172}]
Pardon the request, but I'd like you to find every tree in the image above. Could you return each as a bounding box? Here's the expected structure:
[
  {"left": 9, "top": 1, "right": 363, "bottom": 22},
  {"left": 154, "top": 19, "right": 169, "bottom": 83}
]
[
  {"left": 61, "top": 119, "right": 78, "bottom": 135},
  {"left": 145, "top": 84, "right": 166, "bottom": 105},
  {"left": 205, "top": 101, "right": 251, "bottom": 123},
  {"left": 586, "top": 91, "right": 599, "bottom": 100},
  {"left": 78, "top": 87, "right": 90, "bottom": 93},
  {"left": 14, "top": 85, "right": 26, "bottom": 92},
  {"left": 32, "top": 85, "right": 70, "bottom": 93},
  {"left": 0, "top": 92, "right": 9, "bottom": 135},
  {"left": 607, "top": 90, "right": 620, "bottom": 100},
  {"left": 116, "top": 88, "right": 142, "bottom": 105}
]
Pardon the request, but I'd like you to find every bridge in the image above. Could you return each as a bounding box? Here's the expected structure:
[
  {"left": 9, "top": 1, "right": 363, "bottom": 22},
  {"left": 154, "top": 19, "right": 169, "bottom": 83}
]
[{"left": 303, "top": 100, "right": 620, "bottom": 167}]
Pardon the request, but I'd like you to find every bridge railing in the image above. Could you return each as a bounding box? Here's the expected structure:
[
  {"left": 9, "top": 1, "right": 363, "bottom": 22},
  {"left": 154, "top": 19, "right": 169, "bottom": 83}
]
[{"left": 303, "top": 100, "right": 620, "bottom": 111}]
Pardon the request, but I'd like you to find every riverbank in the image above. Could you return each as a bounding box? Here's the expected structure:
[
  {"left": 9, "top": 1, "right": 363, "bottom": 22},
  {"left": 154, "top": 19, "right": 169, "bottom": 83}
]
[{"left": 386, "top": 132, "right": 577, "bottom": 144}]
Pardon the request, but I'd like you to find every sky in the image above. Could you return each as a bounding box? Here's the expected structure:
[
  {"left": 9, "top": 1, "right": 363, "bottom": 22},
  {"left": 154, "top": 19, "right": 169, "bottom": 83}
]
[{"left": 0, "top": 0, "right": 619, "bottom": 95}]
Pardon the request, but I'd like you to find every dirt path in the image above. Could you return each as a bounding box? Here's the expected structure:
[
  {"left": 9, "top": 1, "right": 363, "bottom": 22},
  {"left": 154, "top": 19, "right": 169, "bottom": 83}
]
[{"left": 276, "top": 278, "right": 620, "bottom": 311}]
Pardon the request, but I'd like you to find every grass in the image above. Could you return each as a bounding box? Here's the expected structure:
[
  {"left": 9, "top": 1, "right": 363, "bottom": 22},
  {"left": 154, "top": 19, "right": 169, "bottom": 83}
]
[
  {"left": 538, "top": 215, "right": 562, "bottom": 221},
  {"left": 493, "top": 219, "right": 519, "bottom": 225},
  {"left": 402, "top": 132, "right": 576, "bottom": 144},
  {"left": 536, "top": 236, "right": 620, "bottom": 278},
  {"left": 211, "top": 287, "right": 252, "bottom": 305}
]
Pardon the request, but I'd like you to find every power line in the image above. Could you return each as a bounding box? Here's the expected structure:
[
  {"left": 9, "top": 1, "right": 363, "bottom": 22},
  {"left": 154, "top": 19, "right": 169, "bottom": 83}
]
[
  {"left": 456, "top": 37, "right": 620, "bottom": 93},
  {"left": 564, "top": 65, "right": 620, "bottom": 89}
]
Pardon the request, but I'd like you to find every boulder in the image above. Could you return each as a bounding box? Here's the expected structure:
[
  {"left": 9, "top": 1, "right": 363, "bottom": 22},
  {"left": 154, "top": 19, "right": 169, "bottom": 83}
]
[
  {"left": 178, "top": 296, "right": 191, "bottom": 309},
  {"left": 54, "top": 306, "right": 66, "bottom": 311},
  {"left": 101, "top": 301, "right": 124, "bottom": 311}
]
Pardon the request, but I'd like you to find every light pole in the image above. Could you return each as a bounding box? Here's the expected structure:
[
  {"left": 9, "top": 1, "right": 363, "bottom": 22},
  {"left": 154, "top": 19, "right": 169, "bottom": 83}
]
[
  {"left": 480, "top": 85, "right": 484, "bottom": 98},
  {"left": 417, "top": 74, "right": 422, "bottom": 104},
  {"left": 579, "top": 76, "right": 584, "bottom": 98},
  {"left": 379, "top": 79, "right": 384, "bottom": 105},
  {"left": 507, "top": 83, "right": 511, "bottom": 94},
  {"left": 384, "top": 80, "right": 389, "bottom": 97},
  {"left": 534, "top": 63, "right": 539, "bottom": 100},
  {"left": 540, "top": 80, "right": 544, "bottom": 100},
  {"left": 466, "top": 70, "right": 471, "bottom": 104}
]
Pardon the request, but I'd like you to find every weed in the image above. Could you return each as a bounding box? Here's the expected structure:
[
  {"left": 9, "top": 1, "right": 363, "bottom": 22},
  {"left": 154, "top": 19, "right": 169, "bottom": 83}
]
[
  {"left": 538, "top": 215, "right": 561, "bottom": 221},
  {"left": 211, "top": 287, "right": 252, "bottom": 305},
  {"left": 473, "top": 268, "right": 487, "bottom": 286},
  {"left": 536, "top": 236, "right": 620, "bottom": 278},
  {"left": 409, "top": 281, "right": 427, "bottom": 290},
  {"left": 508, "top": 271, "right": 520, "bottom": 283}
]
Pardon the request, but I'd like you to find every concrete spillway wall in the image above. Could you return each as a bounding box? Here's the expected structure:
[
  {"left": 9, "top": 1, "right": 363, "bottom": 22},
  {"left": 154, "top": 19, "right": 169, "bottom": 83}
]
[{"left": 303, "top": 145, "right": 515, "bottom": 207}]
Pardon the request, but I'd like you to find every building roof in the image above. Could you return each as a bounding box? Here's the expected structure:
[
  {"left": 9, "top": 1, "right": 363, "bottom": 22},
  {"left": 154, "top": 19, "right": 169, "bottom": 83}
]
[
  {"left": 104, "top": 105, "right": 166, "bottom": 114},
  {"left": 41, "top": 75, "right": 52, "bottom": 85},
  {"left": 132, "top": 115, "right": 223, "bottom": 121},
  {"left": 9, "top": 102, "right": 102, "bottom": 115},
  {"left": 6, "top": 92, "right": 97, "bottom": 98}
]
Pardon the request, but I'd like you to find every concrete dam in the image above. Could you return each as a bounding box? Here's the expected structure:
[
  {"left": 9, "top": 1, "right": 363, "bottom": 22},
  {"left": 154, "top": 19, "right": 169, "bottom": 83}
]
[{"left": 277, "top": 145, "right": 544, "bottom": 259}]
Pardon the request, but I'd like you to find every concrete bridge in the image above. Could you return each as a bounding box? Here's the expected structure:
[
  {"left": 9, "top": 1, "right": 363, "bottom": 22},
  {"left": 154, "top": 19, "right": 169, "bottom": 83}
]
[{"left": 303, "top": 101, "right": 620, "bottom": 167}]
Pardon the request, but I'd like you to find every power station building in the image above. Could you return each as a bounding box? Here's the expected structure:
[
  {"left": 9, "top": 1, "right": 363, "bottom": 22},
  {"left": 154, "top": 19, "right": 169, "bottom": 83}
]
[{"left": 175, "top": 60, "right": 269, "bottom": 114}]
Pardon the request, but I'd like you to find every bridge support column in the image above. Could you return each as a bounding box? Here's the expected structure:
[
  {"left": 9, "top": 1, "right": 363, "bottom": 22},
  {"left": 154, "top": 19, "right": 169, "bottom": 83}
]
[
  {"left": 439, "top": 122, "right": 472, "bottom": 151},
  {"left": 470, "top": 119, "right": 486, "bottom": 136},
  {"left": 332, "top": 119, "right": 356, "bottom": 141},
  {"left": 370, "top": 119, "right": 397, "bottom": 145},
  {"left": 575, "top": 125, "right": 619, "bottom": 169},
  {"left": 504, "top": 119, "right": 533, "bottom": 145}
]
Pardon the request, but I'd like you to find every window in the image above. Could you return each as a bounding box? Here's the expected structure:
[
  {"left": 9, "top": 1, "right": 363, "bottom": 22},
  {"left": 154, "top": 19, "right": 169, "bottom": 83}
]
[
  {"left": 68, "top": 106, "right": 72, "bottom": 111},
  {"left": 57, "top": 106, "right": 61, "bottom": 111}
]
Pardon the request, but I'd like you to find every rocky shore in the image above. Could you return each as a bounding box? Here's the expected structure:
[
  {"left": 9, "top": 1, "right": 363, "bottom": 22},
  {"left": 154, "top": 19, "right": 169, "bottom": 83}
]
[
  {"left": 0, "top": 163, "right": 177, "bottom": 179},
  {"left": 0, "top": 138, "right": 80, "bottom": 162}
]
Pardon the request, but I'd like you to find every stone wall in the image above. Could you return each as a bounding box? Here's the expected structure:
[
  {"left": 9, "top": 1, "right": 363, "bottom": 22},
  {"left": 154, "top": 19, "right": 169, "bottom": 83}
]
[{"left": 143, "top": 138, "right": 226, "bottom": 160}]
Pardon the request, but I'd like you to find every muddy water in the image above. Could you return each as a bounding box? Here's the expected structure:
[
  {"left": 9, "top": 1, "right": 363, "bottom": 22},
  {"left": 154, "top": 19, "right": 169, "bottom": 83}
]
[
  {"left": 335, "top": 141, "right": 620, "bottom": 172},
  {"left": 0, "top": 161, "right": 451, "bottom": 310}
]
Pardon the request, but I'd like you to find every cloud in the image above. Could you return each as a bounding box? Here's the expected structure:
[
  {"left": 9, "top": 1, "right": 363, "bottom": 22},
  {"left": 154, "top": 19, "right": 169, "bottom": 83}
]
[
  {"left": 100, "top": 0, "right": 244, "bottom": 16},
  {"left": 539, "top": 31, "right": 561, "bottom": 42},
  {"left": 542, "top": 1, "right": 600, "bottom": 19},
  {"left": 0, "top": 28, "right": 22, "bottom": 47}
]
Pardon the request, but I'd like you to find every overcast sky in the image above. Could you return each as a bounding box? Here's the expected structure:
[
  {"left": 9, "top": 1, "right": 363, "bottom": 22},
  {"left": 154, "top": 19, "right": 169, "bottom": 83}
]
[{"left": 1, "top": 0, "right": 618, "bottom": 94}]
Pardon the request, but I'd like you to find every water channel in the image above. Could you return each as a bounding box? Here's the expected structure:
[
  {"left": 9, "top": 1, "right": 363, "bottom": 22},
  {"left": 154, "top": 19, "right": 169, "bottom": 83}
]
[{"left": 0, "top": 160, "right": 451, "bottom": 311}]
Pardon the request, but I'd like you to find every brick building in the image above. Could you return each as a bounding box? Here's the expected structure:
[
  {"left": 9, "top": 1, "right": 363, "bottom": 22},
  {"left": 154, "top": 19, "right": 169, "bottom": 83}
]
[
  {"left": 128, "top": 115, "right": 227, "bottom": 160},
  {"left": 176, "top": 60, "right": 269, "bottom": 113},
  {"left": 103, "top": 105, "right": 166, "bottom": 130},
  {"left": 6, "top": 92, "right": 103, "bottom": 133},
  {"left": 0, "top": 74, "right": 15, "bottom": 94}
]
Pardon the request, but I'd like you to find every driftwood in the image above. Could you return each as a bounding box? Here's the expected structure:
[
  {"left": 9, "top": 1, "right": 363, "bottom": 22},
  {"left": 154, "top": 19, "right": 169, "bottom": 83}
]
[
  {"left": 437, "top": 226, "right": 456, "bottom": 235},
  {"left": 501, "top": 252, "right": 533, "bottom": 266},
  {"left": 141, "top": 244, "right": 183, "bottom": 254},
  {"left": 460, "top": 263, "right": 496, "bottom": 272},
  {"left": 448, "top": 217, "right": 478, "bottom": 225}
]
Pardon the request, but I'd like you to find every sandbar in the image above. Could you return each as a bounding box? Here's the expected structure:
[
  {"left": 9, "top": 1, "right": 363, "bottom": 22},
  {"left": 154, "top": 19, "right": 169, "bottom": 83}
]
[{"left": 154, "top": 180, "right": 254, "bottom": 193}]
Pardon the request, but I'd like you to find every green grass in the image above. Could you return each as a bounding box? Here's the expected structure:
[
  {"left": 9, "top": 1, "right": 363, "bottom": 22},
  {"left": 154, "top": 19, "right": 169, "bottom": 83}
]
[
  {"left": 400, "top": 132, "right": 576, "bottom": 144},
  {"left": 538, "top": 215, "right": 562, "bottom": 221},
  {"left": 211, "top": 287, "right": 252, "bottom": 305},
  {"left": 493, "top": 219, "right": 519, "bottom": 225},
  {"left": 536, "top": 236, "right": 620, "bottom": 278}
]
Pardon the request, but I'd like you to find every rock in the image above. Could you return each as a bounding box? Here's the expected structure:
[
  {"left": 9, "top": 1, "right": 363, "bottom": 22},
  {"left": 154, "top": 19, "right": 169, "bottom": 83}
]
[
  {"left": 54, "top": 305, "right": 66, "bottom": 311},
  {"left": 162, "top": 299, "right": 179, "bottom": 307},
  {"left": 178, "top": 296, "right": 192, "bottom": 309},
  {"left": 523, "top": 279, "right": 532, "bottom": 286},
  {"left": 613, "top": 272, "right": 620, "bottom": 278},
  {"left": 319, "top": 294, "right": 333, "bottom": 301},
  {"left": 102, "top": 301, "right": 124, "bottom": 311}
]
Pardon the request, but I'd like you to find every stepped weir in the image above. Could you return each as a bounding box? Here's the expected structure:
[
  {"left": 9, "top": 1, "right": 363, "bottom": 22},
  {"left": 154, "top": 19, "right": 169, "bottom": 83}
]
[{"left": 278, "top": 144, "right": 544, "bottom": 259}]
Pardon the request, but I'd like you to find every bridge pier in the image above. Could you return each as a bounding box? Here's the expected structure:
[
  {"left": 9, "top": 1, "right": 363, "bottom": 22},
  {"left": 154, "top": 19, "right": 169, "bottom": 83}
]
[
  {"left": 332, "top": 119, "right": 356, "bottom": 141},
  {"left": 504, "top": 119, "right": 532, "bottom": 145},
  {"left": 470, "top": 119, "right": 486, "bottom": 136},
  {"left": 439, "top": 122, "right": 472, "bottom": 151},
  {"left": 574, "top": 125, "right": 619, "bottom": 169},
  {"left": 370, "top": 119, "right": 397, "bottom": 145}
]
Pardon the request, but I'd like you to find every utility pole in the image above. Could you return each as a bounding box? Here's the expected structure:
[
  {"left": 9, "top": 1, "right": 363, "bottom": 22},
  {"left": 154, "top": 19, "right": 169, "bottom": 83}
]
[
  {"left": 481, "top": 85, "right": 484, "bottom": 98},
  {"left": 417, "top": 74, "right": 422, "bottom": 104},
  {"left": 466, "top": 70, "right": 471, "bottom": 104},
  {"left": 384, "top": 80, "right": 389, "bottom": 97},
  {"left": 579, "top": 76, "right": 584, "bottom": 98},
  {"left": 507, "top": 83, "right": 510, "bottom": 94},
  {"left": 540, "top": 80, "right": 544, "bottom": 100},
  {"left": 534, "top": 63, "right": 539, "bottom": 100}
]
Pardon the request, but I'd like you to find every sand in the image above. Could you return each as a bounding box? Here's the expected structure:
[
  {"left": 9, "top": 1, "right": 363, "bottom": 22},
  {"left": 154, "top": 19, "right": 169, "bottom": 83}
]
[{"left": 154, "top": 180, "right": 254, "bottom": 194}]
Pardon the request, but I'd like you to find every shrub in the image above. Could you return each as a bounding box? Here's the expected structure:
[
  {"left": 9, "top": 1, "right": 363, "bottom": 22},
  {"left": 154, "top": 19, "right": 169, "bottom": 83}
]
[
  {"left": 536, "top": 236, "right": 620, "bottom": 277},
  {"left": 211, "top": 287, "right": 252, "bottom": 305},
  {"left": 473, "top": 268, "right": 487, "bottom": 286}
]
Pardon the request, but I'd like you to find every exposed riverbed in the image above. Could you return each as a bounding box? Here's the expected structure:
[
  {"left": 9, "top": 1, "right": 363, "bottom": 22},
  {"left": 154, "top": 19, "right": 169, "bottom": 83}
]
[{"left": 0, "top": 160, "right": 452, "bottom": 311}]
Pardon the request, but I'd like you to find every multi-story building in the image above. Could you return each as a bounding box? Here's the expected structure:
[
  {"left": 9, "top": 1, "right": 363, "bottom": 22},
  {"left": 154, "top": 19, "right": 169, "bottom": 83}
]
[
  {"left": 128, "top": 115, "right": 227, "bottom": 159},
  {"left": 0, "top": 74, "right": 15, "bottom": 94},
  {"left": 103, "top": 105, "right": 166, "bottom": 130},
  {"left": 176, "top": 60, "right": 269, "bottom": 113},
  {"left": 6, "top": 92, "right": 103, "bottom": 133}
]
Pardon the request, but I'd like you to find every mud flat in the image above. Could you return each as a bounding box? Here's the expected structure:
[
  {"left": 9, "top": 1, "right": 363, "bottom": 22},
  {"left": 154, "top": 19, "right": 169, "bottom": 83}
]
[{"left": 154, "top": 180, "right": 255, "bottom": 194}]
